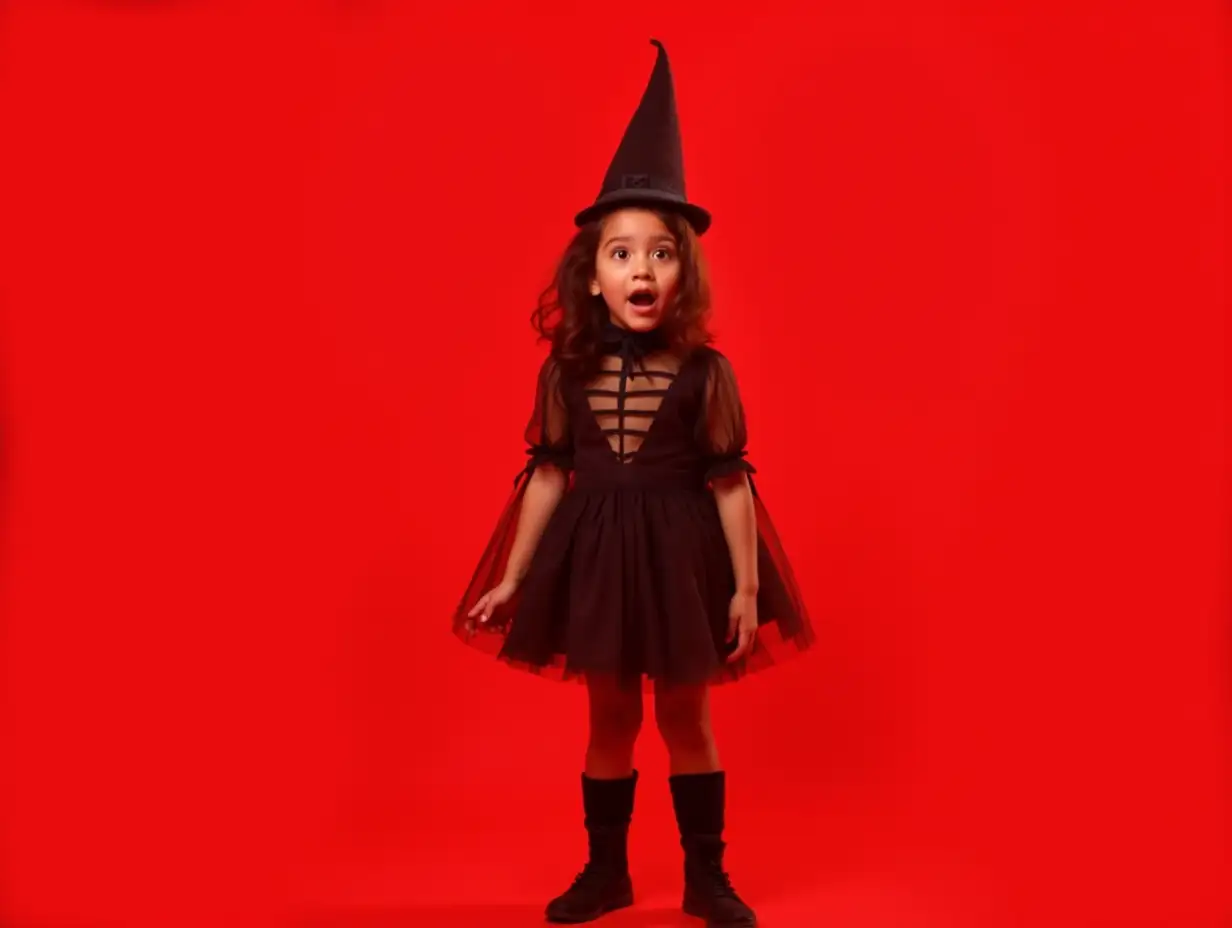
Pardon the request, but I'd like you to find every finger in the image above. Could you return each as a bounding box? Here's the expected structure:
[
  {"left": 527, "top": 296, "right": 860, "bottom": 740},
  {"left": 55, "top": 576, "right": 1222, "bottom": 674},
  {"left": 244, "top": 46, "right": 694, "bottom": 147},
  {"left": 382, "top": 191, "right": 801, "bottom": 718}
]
[
  {"left": 738, "top": 631, "right": 753, "bottom": 661},
  {"left": 469, "top": 594, "right": 490, "bottom": 620},
  {"left": 727, "top": 610, "right": 740, "bottom": 642},
  {"left": 727, "top": 628, "right": 754, "bottom": 663}
]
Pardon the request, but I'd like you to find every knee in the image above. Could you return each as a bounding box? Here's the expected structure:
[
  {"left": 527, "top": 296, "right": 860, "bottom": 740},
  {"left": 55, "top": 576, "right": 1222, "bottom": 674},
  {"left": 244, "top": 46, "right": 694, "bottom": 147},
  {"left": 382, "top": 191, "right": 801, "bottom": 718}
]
[
  {"left": 589, "top": 695, "right": 643, "bottom": 748},
  {"left": 654, "top": 693, "right": 712, "bottom": 752}
]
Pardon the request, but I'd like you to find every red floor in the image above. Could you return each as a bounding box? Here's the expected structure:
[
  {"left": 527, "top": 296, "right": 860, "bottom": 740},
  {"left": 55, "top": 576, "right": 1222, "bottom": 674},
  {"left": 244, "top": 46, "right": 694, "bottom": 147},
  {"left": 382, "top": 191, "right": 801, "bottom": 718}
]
[{"left": 291, "top": 799, "right": 968, "bottom": 928}]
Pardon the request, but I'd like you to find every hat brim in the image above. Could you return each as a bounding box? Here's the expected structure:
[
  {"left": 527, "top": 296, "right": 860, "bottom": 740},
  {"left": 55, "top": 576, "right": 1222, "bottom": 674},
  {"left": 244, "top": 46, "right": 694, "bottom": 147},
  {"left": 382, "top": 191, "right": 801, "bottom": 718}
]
[{"left": 574, "top": 189, "right": 711, "bottom": 235}]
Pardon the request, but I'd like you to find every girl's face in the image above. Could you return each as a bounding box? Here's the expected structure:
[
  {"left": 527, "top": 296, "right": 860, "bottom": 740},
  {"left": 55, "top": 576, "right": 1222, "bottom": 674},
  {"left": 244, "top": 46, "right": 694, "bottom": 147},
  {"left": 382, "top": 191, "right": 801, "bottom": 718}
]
[{"left": 590, "top": 208, "right": 681, "bottom": 332}]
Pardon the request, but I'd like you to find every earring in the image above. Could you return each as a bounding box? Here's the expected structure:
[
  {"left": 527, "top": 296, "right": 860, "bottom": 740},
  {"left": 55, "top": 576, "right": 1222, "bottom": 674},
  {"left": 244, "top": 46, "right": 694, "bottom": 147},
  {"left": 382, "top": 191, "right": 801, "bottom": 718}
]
[{"left": 590, "top": 283, "right": 601, "bottom": 296}]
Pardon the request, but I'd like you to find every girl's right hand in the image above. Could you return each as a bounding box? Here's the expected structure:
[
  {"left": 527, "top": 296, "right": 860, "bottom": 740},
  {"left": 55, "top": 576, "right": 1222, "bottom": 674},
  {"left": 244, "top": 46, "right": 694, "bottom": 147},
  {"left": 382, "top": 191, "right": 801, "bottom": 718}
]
[{"left": 467, "top": 579, "right": 519, "bottom": 624}]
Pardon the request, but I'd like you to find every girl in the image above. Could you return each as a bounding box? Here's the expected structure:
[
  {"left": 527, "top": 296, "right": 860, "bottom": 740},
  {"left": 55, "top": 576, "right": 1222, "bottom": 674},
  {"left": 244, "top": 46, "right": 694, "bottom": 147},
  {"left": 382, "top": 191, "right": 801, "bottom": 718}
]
[{"left": 453, "top": 40, "right": 813, "bottom": 928}]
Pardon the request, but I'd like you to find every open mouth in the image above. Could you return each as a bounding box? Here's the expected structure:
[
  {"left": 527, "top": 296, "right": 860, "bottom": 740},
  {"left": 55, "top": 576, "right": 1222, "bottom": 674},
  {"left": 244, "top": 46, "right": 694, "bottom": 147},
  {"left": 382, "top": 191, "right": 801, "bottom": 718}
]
[{"left": 628, "top": 291, "right": 657, "bottom": 307}]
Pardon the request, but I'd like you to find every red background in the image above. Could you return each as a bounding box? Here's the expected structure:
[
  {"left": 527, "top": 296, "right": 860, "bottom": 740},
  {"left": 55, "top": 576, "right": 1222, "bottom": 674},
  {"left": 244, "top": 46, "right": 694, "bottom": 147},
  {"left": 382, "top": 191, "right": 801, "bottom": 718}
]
[{"left": 1, "top": 3, "right": 1226, "bottom": 927}]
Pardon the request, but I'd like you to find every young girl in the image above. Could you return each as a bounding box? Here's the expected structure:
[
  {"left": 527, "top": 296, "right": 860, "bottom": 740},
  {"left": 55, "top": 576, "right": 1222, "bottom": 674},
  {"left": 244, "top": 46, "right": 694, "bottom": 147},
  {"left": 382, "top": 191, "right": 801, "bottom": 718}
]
[{"left": 453, "top": 40, "right": 813, "bottom": 928}]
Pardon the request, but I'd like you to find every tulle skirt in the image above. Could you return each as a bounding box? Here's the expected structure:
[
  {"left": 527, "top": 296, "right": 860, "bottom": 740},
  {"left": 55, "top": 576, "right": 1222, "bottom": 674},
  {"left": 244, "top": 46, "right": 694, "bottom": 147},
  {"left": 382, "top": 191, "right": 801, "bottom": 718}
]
[
  {"left": 448, "top": 465, "right": 813, "bottom": 690},
  {"left": 452, "top": 473, "right": 814, "bottom": 690}
]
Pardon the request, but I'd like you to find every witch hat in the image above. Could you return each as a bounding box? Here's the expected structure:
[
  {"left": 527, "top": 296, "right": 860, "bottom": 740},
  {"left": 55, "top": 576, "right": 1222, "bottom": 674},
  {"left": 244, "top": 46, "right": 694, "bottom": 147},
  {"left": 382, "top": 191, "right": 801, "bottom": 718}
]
[{"left": 574, "top": 39, "right": 711, "bottom": 235}]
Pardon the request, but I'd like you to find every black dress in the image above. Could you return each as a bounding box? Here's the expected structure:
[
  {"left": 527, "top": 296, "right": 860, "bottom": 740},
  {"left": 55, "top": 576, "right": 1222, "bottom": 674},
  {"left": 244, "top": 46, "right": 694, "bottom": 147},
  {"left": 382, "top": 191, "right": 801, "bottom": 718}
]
[{"left": 453, "top": 324, "right": 814, "bottom": 688}]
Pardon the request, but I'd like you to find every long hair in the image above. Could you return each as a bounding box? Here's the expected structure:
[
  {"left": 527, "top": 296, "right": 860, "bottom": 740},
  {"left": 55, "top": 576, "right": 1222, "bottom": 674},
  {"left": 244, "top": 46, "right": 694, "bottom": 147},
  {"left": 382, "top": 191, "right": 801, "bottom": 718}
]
[{"left": 532, "top": 210, "right": 713, "bottom": 380}]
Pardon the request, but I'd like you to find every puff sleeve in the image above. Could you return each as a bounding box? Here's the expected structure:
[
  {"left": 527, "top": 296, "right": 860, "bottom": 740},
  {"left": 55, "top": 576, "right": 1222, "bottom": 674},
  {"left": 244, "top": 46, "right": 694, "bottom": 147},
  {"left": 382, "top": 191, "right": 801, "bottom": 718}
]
[
  {"left": 697, "top": 350, "right": 758, "bottom": 487},
  {"left": 517, "top": 355, "right": 574, "bottom": 484}
]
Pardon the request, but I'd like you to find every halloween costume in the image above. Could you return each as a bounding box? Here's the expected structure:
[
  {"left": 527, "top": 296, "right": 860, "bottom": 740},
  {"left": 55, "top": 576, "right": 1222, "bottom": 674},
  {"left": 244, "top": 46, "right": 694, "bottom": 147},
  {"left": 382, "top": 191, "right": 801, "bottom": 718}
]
[{"left": 452, "top": 40, "right": 813, "bottom": 927}]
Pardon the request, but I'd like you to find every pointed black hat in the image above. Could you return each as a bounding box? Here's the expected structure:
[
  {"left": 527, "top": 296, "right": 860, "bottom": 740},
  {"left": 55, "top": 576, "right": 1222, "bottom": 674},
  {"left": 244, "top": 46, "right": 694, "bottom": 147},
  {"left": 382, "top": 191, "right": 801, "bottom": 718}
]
[{"left": 574, "top": 39, "right": 711, "bottom": 235}]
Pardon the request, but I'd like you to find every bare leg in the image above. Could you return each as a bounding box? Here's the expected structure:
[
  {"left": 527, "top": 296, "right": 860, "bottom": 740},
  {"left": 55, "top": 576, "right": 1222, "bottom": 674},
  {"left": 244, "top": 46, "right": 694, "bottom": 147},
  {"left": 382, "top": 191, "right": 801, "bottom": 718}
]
[
  {"left": 585, "top": 674, "right": 643, "bottom": 778},
  {"left": 656, "top": 682, "right": 755, "bottom": 925},
  {"left": 653, "top": 681, "right": 720, "bottom": 775},
  {"left": 546, "top": 674, "right": 641, "bottom": 923}
]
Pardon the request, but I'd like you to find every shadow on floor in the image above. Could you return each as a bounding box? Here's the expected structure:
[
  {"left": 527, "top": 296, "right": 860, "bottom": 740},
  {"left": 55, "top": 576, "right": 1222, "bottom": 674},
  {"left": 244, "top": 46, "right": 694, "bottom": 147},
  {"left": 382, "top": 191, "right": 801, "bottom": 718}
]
[{"left": 290, "top": 903, "right": 697, "bottom": 928}]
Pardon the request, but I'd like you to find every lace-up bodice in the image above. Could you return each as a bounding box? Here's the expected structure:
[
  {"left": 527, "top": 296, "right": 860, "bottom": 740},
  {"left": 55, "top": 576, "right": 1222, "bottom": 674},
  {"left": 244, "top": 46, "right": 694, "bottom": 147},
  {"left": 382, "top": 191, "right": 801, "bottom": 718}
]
[{"left": 584, "top": 351, "right": 681, "bottom": 463}]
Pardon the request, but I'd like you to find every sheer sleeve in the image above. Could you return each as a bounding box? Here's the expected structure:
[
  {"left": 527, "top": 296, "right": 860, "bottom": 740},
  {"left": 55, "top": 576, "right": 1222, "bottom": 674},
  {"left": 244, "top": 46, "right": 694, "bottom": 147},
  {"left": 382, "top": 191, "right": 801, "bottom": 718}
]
[
  {"left": 697, "top": 350, "right": 758, "bottom": 487},
  {"left": 517, "top": 355, "right": 574, "bottom": 484},
  {"left": 693, "top": 348, "right": 815, "bottom": 669},
  {"left": 453, "top": 357, "right": 573, "bottom": 645}
]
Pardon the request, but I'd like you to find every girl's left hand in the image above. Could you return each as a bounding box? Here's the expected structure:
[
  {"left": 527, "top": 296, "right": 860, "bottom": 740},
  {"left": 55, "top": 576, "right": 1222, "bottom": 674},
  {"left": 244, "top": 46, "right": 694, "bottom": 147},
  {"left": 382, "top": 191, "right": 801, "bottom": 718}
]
[{"left": 726, "top": 592, "right": 758, "bottom": 663}]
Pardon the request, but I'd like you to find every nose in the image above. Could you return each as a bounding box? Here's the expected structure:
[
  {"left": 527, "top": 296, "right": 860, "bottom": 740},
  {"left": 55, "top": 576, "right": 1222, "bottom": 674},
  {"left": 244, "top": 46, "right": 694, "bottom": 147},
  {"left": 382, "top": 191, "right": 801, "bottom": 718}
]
[{"left": 632, "top": 253, "right": 654, "bottom": 279}]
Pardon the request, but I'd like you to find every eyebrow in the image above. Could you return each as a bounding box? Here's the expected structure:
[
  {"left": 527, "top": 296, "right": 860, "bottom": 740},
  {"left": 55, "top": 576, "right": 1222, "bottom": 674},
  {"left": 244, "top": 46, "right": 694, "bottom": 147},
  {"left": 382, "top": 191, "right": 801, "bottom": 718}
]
[{"left": 601, "top": 235, "right": 677, "bottom": 248}]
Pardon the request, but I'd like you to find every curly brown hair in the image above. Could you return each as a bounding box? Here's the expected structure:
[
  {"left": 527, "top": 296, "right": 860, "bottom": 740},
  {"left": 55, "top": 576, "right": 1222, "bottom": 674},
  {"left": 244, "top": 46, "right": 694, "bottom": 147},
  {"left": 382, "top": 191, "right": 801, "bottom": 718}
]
[{"left": 531, "top": 209, "right": 713, "bottom": 380}]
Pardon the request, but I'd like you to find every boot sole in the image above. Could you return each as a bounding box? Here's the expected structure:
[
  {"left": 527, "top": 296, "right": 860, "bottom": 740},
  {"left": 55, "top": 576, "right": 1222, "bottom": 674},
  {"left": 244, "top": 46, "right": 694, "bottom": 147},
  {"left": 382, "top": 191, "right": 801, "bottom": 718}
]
[
  {"left": 682, "top": 896, "right": 758, "bottom": 927},
  {"left": 545, "top": 888, "right": 634, "bottom": 923}
]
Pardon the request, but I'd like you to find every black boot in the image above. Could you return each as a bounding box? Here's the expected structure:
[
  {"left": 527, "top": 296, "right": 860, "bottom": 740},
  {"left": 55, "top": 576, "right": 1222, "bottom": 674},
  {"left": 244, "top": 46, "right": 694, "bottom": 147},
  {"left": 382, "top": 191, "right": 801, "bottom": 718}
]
[
  {"left": 669, "top": 771, "right": 757, "bottom": 928},
  {"left": 545, "top": 771, "right": 637, "bottom": 923}
]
